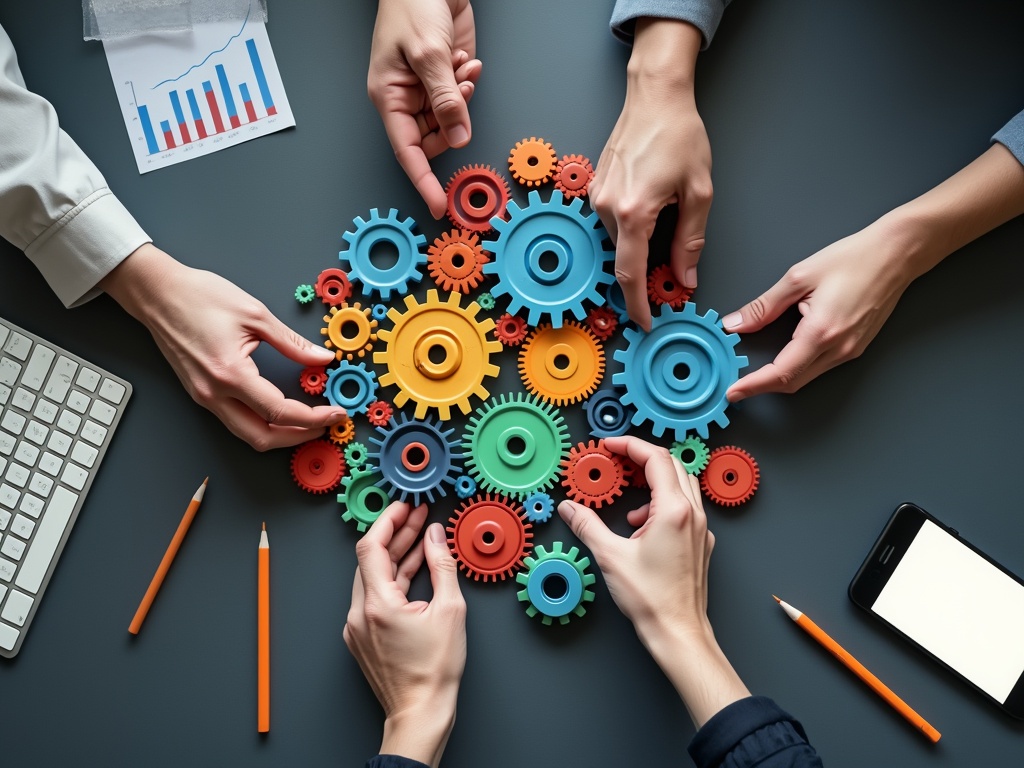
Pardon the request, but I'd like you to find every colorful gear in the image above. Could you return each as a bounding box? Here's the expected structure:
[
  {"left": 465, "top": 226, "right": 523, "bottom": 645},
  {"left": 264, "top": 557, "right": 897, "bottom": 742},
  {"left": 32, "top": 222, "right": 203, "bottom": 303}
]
[
  {"left": 483, "top": 190, "right": 614, "bottom": 327},
  {"left": 447, "top": 494, "right": 533, "bottom": 582},
  {"left": 371, "top": 303, "right": 388, "bottom": 322},
  {"left": 586, "top": 306, "right": 618, "bottom": 341},
  {"left": 338, "top": 466, "right": 391, "bottom": 533},
  {"left": 700, "top": 446, "right": 760, "bottom": 506},
  {"left": 365, "top": 400, "right": 393, "bottom": 427},
  {"left": 476, "top": 292, "right": 496, "bottom": 311},
  {"left": 291, "top": 440, "right": 346, "bottom": 494},
  {"left": 373, "top": 290, "right": 502, "bottom": 420},
  {"left": 522, "top": 491, "right": 554, "bottom": 523},
  {"left": 604, "top": 279, "right": 630, "bottom": 323},
  {"left": 494, "top": 313, "right": 529, "bottom": 346},
  {"left": 519, "top": 322, "right": 604, "bottom": 406},
  {"left": 343, "top": 441, "right": 368, "bottom": 469},
  {"left": 613, "top": 303, "right": 747, "bottom": 439},
  {"left": 294, "top": 284, "right": 316, "bottom": 304},
  {"left": 339, "top": 208, "right": 426, "bottom": 300},
  {"left": 327, "top": 417, "right": 356, "bottom": 445},
  {"left": 321, "top": 303, "right": 378, "bottom": 360},
  {"left": 561, "top": 439, "right": 626, "bottom": 509},
  {"left": 516, "top": 542, "right": 596, "bottom": 626},
  {"left": 647, "top": 264, "right": 693, "bottom": 307},
  {"left": 324, "top": 361, "right": 378, "bottom": 415},
  {"left": 671, "top": 435, "right": 711, "bottom": 476},
  {"left": 368, "top": 413, "right": 462, "bottom": 506},
  {"left": 583, "top": 389, "right": 633, "bottom": 439},
  {"left": 454, "top": 475, "right": 477, "bottom": 499},
  {"left": 463, "top": 393, "right": 570, "bottom": 500},
  {"left": 620, "top": 455, "right": 648, "bottom": 489},
  {"left": 508, "top": 137, "right": 557, "bottom": 187},
  {"left": 299, "top": 366, "right": 328, "bottom": 396},
  {"left": 445, "top": 164, "right": 511, "bottom": 232},
  {"left": 553, "top": 154, "right": 594, "bottom": 198},
  {"left": 427, "top": 229, "right": 489, "bottom": 294},
  {"left": 314, "top": 268, "right": 352, "bottom": 306}
]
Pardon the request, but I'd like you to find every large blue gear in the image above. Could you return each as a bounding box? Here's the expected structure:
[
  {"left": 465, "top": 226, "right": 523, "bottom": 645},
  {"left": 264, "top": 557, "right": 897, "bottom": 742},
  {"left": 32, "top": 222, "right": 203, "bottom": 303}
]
[
  {"left": 612, "top": 303, "right": 747, "bottom": 440},
  {"left": 339, "top": 208, "right": 427, "bottom": 300},
  {"left": 483, "top": 190, "right": 614, "bottom": 327},
  {"left": 324, "top": 361, "right": 377, "bottom": 414},
  {"left": 368, "top": 413, "right": 462, "bottom": 506},
  {"left": 583, "top": 388, "right": 633, "bottom": 439}
]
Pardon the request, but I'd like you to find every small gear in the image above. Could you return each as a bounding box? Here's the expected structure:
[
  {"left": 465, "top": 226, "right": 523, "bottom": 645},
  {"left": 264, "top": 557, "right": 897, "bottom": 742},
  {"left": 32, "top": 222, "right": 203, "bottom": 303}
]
[
  {"left": 604, "top": 279, "right": 630, "bottom": 323},
  {"left": 476, "top": 292, "right": 496, "bottom": 311},
  {"left": 299, "top": 366, "right": 328, "bottom": 396},
  {"left": 321, "top": 303, "right": 378, "bottom": 360},
  {"left": 561, "top": 439, "right": 626, "bottom": 509},
  {"left": 613, "top": 303, "right": 747, "bottom": 439},
  {"left": 454, "top": 475, "right": 477, "bottom": 499},
  {"left": 338, "top": 466, "right": 391, "bottom": 533},
  {"left": 519, "top": 322, "right": 604, "bottom": 406},
  {"left": 327, "top": 417, "right": 355, "bottom": 446},
  {"left": 314, "top": 268, "right": 352, "bottom": 306},
  {"left": 483, "top": 190, "right": 614, "bottom": 327},
  {"left": 324, "top": 361, "right": 378, "bottom": 415},
  {"left": 368, "top": 413, "right": 462, "bottom": 506},
  {"left": 701, "top": 446, "right": 760, "bottom": 506},
  {"left": 463, "top": 393, "right": 570, "bottom": 500},
  {"left": 522, "top": 491, "right": 554, "bottom": 524},
  {"left": 516, "top": 542, "right": 596, "bottom": 626},
  {"left": 583, "top": 389, "right": 633, "bottom": 439},
  {"left": 445, "top": 164, "right": 511, "bottom": 232},
  {"left": 647, "top": 264, "right": 693, "bottom": 307},
  {"left": 365, "top": 400, "right": 393, "bottom": 427},
  {"left": 586, "top": 306, "right": 618, "bottom": 341},
  {"left": 508, "top": 137, "right": 557, "bottom": 187},
  {"left": 294, "top": 284, "right": 316, "bottom": 304},
  {"left": 494, "top": 313, "right": 529, "bottom": 346},
  {"left": 343, "top": 441, "right": 368, "bottom": 469},
  {"left": 620, "top": 455, "right": 648, "bottom": 489},
  {"left": 671, "top": 435, "right": 711, "bottom": 475},
  {"left": 291, "top": 440, "right": 346, "bottom": 494},
  {"left": 447, "top": 494, "right": 533, "bottom": 582},
  {"left": 371, "top": 304, "right": 388, "bottom": 322},
  {"left": 553, "top": 154, "right": 594, "bottom": 198},
  {"left": 374, "top": 290, "right": 502, "bottom": 420},
  {"left": 339, "top": 208, "right": 426, "bottom": 300},
  {"left": 427, "top": 229, "right": 489, "bottom": 294}
]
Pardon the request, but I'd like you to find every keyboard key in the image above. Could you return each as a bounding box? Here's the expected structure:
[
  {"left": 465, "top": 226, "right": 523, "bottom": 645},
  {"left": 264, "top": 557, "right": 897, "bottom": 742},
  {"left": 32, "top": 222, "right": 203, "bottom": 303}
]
[
  {"left": 3, "top": 332, "right": 31, "bottom": 361},
  {"left": 56, "top": 411, "right": 81, "bottom": 436},
  {"left": 75, "top": 367, "right": 100, "bottom": 392},
  {"left": 60, "top": 463, "right": 88, "bottom": 491},
  {"left": 15, "top": 486, "right": 78, "bottom": 593},
  {"left": 0, "top": 325, "right": 7, "bottom": 348},
  {"left": 47, "top": 430, "right": 72, "bottom": 457},
  {"left": 0, "top": 486, "right": 17, "bottom": 511},
  {"left": 0, "top": 358, "right": 21, "bottom": 387},
  {"left": 19, "top": 494, "right": 43, "bottom": 519},
  {"left": 14, "top": 442, "right": 38, "bottom": 466},
  {"left": 38, "top": 452, "right": 63, "bottom": 476},
  {"left": 0, "top": 621, "right": 19, "bottom": 651},
  {"left": 43, "top": 356, "right": 77, "bottom": 404},
  {"left": 33, "top": 398, "right": 59, "bottom": 424},
  {"left": 81, "top": 420, "right": 107, "bottom": 446},
  {"left": 0, "top": 583, "right": 6, "bottom": 604},
  {"left": 0, "top": 557, "right": 15, "bottom": 582},
  {"left": 70, "top": 443, "right": 97, "bottom": 469},
  {"left": 66, "top": 390, "right": 90, "bottom": 414},
  {"left": 99, "top": 378, "right": 127, "bottom": 404},
  {"left": 89, "top": 399, "right": 116, "bottom": 426},
  {"left": 12, "top": 387, "right": 34, "bottom": 412},
  {"left": 0, "top": 431, "right": 14, "bottom": 456},
  {"left": 1, "top": 535, "right": 26, "bottom": 561},
  {"left": 21, "top": 343, "right": 55, "bottom": 390},
  {"left": 11, "top": 514, "right": 34, "bottom": 539},
  {"left": 1, "top": 589, "right": 33, "bottom": 626},
  {"left": 2, "top": 411, "right": 26, "bottom": 435},
  {"left": 0, "top": 383, "right": 9, "bottom": 405},
  {"left": 24, "top": 421, "right": 48, "bottom": 446},
  {"left": 29, "top": 473, "right": 53, "bottom": 497},
  {"left": 0, "top": 508, "right": 9, "bottom": 528},
  {"left": 5, "top": 462, "right": 29, "bottom": 488}
]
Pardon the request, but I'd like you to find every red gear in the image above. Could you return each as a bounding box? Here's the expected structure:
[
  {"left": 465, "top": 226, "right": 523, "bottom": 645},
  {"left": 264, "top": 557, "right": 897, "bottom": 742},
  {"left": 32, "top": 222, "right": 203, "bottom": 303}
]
[
  {"left": 315, "top": 268, "right": 353, "bottom": 306},
  {"left": 554, "top": 154, "right": 594, "bottom": 198},
  {"left": 646, "top": 264, "right": 693, "bottom": 307},
  {"left": 586, "top": 307, "right": 618, "bottom": 341},
  {"left": 365, "top": 400, "right": 393, "bottom": 428},
  {"left": 447, "top": 494, "right": 533, "bottom": 581},
  {"left": 427, "top": 229, "right": 489, "bottom": 293},
  {"left": 561, "top": 439, "right": 626, "bottom": 509},
  {"left": 291, "top": 440, "right": 346, "bottom": 494},
  {"left": 700, "top": 446, "right": 759, "bottom": 507},
  {"left": 619, "top": 455, "right": 649, "bottom": 489},
  {"left": 445, "top": 165, "right": 511, "bottom": 232},
  {"left": 299, "top": 366, "right": 328, "bottom": 396},
  {"left": 494, "top": 313, "right": 529, "bottom": 346}
]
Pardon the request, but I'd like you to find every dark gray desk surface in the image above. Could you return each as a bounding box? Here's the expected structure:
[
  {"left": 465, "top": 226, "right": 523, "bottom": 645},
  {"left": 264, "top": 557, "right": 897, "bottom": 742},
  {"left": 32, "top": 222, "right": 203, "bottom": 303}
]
[{"left": 2, "top": 1, "right": 1023, "bottom": 765}]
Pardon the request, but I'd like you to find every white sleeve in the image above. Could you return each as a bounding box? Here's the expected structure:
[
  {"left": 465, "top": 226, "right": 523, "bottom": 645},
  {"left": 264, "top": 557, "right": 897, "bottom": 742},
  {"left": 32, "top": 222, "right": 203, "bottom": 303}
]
[{"left": 0, "top": 24, "right": 150, "bottom": 308}]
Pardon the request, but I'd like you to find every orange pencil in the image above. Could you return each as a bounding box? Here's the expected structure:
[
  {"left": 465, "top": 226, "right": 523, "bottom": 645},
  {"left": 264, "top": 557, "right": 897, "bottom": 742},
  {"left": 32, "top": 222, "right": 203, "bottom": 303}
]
[
  {"left": 773, "top": 596, "right": 940, "bottom": 743},
  {"left": 129, "top": 478, "right": 208, "bottom": 635},
  {"left": 258, "top": 522, "right": 270, "bottom": 733}
]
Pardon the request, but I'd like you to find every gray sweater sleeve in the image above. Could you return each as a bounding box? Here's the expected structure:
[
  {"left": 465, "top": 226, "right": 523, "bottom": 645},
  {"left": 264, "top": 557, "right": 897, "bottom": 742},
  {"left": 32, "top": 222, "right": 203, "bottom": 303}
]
[
  {"left": 992, "top": 109, "right": 1024, "bottom": 167},
  {"left": 610, "top": 0, "right": 731, "bottom": 49}
]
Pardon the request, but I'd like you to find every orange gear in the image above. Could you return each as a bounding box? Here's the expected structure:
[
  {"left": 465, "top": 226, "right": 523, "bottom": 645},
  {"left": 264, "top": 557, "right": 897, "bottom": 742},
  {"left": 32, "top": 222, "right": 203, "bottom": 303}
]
[
  {"left": 494, "top": 313, "right": 529, "bottom": 346},
  {"left": 291, "top": 439, "right": 346, "bottom": 494},
  {"left": 327, "top": 417, "right": 356, "bottom": 446},
  {"left": 561, "top": 439, "right": 626, "bottom": 509},
  {"left": 700, "top": 446, "right": 760, "bottom": 506},
  {"left": 647, "top": 264, "right": 693, "bottom": 307},
  {"left": 554, "top": 154, "right": 594, "bottom": 198},
  {"left": 445, "top": 164, "right": 511, "bottom": 232},
  {"left": 586, "top": 307, "right": 618, "bottom": 341},
  {"left": 365, "top": 400, "right": 393, "bottom": 427},
  {"left": 447, "top": 494, "right": 533, "bottom": 581},
  {"left": 299, "top": 366, "right": 328, "bottom": 396},
  {"left": 519, "top": 322, "right": 604, "bottom": 406},
  {"left": 427, "top": 229, "right": 490, "bottom": 293},
  {"left": 321, "top": 303, "right": 378, "bottom": 360},
  {"left": 508, "top": 137, "right": 557, "bottom": 187},
  {"left": 315, "top": 268, "right": 352, "bottom": 306}
]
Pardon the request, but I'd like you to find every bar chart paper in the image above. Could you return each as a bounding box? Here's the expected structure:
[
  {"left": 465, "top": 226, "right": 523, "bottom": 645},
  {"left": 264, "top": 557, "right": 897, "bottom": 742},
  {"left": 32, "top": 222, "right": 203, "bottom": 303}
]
[{"left": 104, "top": 17, "right": 295, "bottom": 173}]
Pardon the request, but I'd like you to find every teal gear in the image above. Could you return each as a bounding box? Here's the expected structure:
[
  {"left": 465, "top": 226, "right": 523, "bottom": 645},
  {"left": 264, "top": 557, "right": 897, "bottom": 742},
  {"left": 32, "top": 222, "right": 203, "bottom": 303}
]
[
  {"left": 343, "top": 441, "right": 368, "bottom": 470},
  {"left": 522, "top": 491, "right": 554, "bottom": 523},
  {"left": 324, "top": 360, "right": 377, "bottom": 414},
  {"left": 294, "top": 284, "right": 316, "bottom": 304},
  {"left": 339, "top": 208, "right": 427, "bottom": 300},
  {"left": 371, "top": 303, "right": 389, "bottom": 321},
  {"left": 516, "top": 541, "right": 596, "bottom": 625},
  {"left": 338, "top": 466, "right": 390, "bottom": 533},
  {"left": 476, "top": 292, "right": 496, "bottom": 311},
  {"left": 671, "top": 435, "right": 710, "bottom": 475},
  {"left": 454, "top": 475, "right": 477, "bottom": 499}
]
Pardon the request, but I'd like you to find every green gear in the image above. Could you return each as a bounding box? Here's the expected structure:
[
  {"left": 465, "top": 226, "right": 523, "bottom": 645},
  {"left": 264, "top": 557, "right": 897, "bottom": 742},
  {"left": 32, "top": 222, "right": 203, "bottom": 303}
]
[
  {"left": 516, "top": 541, "right": 596, "bottom": 626},
  {"left": 476, "top": 292, "right": 496, "bottom": 311},
  {"left": 294, "top": 284, "right": 316, "bottom": 304},
  {"left": 670, "top": 435, "right": 710, "bottom": 475},
  {"left": 343, "top": 441, "right": 369, "bottom": 470},
  {"left": 338, "top": 466, "right": 390, "bottom": 533},
  {"left": 463, "top": 393, "right": 570, "bottom": 500}
]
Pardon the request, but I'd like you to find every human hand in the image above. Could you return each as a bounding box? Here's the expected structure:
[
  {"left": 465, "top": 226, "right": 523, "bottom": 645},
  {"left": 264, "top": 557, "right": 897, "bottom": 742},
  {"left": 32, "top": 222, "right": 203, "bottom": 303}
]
[
  {"left": 590, "top": 19, "right": 711, "bottom": 330},
  {"left": 368, "top": 0, "right": 481, "bottom": 219},
  {"left": 345, "top": 502, "right": 467, "bottom": 768},
  {"left": 99, "top": 244, "right": 347, "bottom": 451}
]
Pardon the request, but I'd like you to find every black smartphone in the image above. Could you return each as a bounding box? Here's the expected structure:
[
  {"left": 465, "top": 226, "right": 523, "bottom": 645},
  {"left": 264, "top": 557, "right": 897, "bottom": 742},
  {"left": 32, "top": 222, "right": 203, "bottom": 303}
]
[{"left": 849, "top": 502, "right": 1024, "bottom": 719}]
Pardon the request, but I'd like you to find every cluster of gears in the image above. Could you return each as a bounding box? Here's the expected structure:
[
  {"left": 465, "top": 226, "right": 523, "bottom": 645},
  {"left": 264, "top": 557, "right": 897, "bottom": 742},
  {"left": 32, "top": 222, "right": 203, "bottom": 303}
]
[{"left": 287, "top": 136, "right": 759, "bottom": 627}]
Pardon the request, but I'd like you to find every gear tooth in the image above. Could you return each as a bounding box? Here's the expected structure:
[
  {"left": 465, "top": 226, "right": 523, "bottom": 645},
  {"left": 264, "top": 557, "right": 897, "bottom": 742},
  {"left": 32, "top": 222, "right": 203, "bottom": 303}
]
[{"left": 568, "top": 195, "right": 584, "bottom": 213}]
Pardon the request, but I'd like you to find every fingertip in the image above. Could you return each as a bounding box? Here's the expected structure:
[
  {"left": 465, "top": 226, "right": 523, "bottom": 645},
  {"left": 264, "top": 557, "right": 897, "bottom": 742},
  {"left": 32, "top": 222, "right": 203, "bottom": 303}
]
[
  {"left": 427, "top": 521, "right": 447, "bottom": 545},
  {"left": 722, "top": 312, "right": 743, "bottom": 332}
]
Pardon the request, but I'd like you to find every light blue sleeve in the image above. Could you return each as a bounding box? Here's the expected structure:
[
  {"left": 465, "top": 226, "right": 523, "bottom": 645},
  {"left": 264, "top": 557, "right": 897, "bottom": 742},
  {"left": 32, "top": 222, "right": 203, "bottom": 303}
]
[
  {"left": 610, "top": 0, "right": 732, "bottom": 49},
  {"left": 992, "top": 109, "right": 1024, "bottom": 167}
]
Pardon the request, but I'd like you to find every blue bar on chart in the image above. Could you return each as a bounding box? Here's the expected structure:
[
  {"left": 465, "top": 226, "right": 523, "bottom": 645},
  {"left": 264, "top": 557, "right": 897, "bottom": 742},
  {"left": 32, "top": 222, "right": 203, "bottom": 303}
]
[
  {"left": 137, "top": 104, "right": 159, "bottom": 155},
  {"left": 160, "top": 119, "right": 176, "bottom": 149},
  {"left": 216, "top": 64, "right": 240, "bottom": 129},
  {"left": 186, "top": 88, "right": 207, "bottom": 139},
  {"left": 169, "top": 90, "right": 191, "bottom": 144},
  {"left": 245, "top": 38, "right": 277, "bottom": 116}
]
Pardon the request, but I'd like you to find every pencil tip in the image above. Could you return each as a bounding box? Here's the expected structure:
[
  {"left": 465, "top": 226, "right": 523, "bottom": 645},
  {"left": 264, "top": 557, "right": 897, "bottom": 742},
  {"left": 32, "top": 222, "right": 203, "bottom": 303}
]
[
  {"left": 262, "top": 521, "right": 266, "bottom": 531},
  {"left": 772, "top": 594, "right": 781, "bottom": 603},
  {"left": 203, "top": 477, "right": 209, "bottom": 485}
]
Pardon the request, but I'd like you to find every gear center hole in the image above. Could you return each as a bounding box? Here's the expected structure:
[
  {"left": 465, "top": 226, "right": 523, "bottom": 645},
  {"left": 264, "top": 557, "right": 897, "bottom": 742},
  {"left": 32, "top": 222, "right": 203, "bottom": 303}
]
[
  {"left": 340, "top": 379, "right": 361, "bottom": 399},
  {"left": 428, "top": 344, "right": 447, "bottom": 365},
  {"left": 538, "top": 250, "right": 560, "bottom": 274},
  {"left": 451, "top": 252, "right": 465, "bottom": 269},
  {"left": 341, "top": 320, "right": 361, "bottom": 340},
  {"left": 507, "top": 436, "right": 527, "bottom": 456},
  {"left": 599, "top": 405, "right": 618, "bottom": 425},
  {"left": 663, "top": 280, "right": 675, "bottom": 292},
  {"left": 369, "top": 239, "right": 400, "bottom": 271},
  {"left": 469, "top": 191, "right": 488, "bottom": 210},
  {"left": 682, "top": 448, "right": 695, "bottom": 463},
  {"left": 364, "top": 491, "right": 386, "bottom": 513},
  {"left": 724, "top": 470, "right": 737, "bottom": 485},
  {"left": 588, "top": 468, "right": 602, "bottom": 482},
  {"left": 673, "top": 362, "right": 691, "bottom": 381},
  {"left": 481, "top": 531, "right": 495, "bottom": 545},
  {"left": 553, "top": 353, "right": 571, "bottom": 371},
  {"left": 527, "top": 155, "right": 539, "bottom": 167},
  {"left": 542, "top": 573, "right": 568, "bottom": 601}
]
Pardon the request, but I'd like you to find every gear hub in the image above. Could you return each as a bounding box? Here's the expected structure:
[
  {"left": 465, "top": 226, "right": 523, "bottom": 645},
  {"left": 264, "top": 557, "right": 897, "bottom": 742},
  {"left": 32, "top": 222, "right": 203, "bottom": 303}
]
[
  {"left": 700, "top": 446, "right": 759, "bottom": 506},
  {"left": 519, "top": 322, "right": 604, "bottom": 406},
  {"left": 447, "top": 494, "right": 533, "bottom": 582},
  {"left": 338, "top": 466, "right": 391, "bottom": 533},
  {"left": 427, "top": 229, "right": 489, "bottom": 293},
  {"left": 314, "top": 268, "right": 353, "bottom": 307},
  {"left": 291, "top": 440, "right": 346, "bottom": 494},
  {"left": 324, "top": 361, "right": 378, "bottom": 415},
  {"left": 445, "top": 164, "right": 511, "bottom": 232},
  {"left": 583, "top": 389, "right": 632, "bottom": 439},
  {"left": 561, "top": 439, "right": 626, "bottom": 509},
  {"left": 327, "top": 417, "right": 356, "bottom": 445},
  {"left": 647, "top": 264, "right": 693, "bottom": 307},
  {"left": 368, "top": 413, "right": 462, "bottom": 506},
  {"left": 299, "top": 366, "right": 328, "bottom": 396},
  {"left": 586, "top": 306, "right": 618, "bottom": 341},
  {"left": 494, "top": 313, "right": 529, "bottom": 346},
  {"left": 508, "top": 137, "right": 557, "bottom": 187},
  {"left": 365, "top": 400, "right": 393, "bottom": 427},
  {"left": 343, "top": 441, "right": 368, "bottom": 469},
  {"left": 516, "top": 542, "right": 596, "bottom": 625},
  {"left": 321, "top": 303, "right": 378, "bottom": 360},
  {"left": 553, "top": 154, "right": 593, "bottom": 198},
  {"left": 671, "top": 435, "right": 711, "bottom": 475},
  {"left": 339, "top": 208, "right": 426, "bottom": 300},
  {"left": 522, "top": 491, "right": 554, "bottom": 523}
]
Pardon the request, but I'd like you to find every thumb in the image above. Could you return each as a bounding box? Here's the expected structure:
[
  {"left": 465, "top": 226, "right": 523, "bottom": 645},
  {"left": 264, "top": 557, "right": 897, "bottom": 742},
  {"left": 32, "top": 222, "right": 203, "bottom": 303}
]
[
  {"left": 407, "top": 46, "right": 471, "bottom": 147},
  {"left": 258, "top": 312, "right": 337, "bottom": 366},
  {"left": 424, "top": 522, "right": 463, "bottom": 604},
  {"left": 557, "top": 500, "right": 616, "bottom": 560},
  {"left": 721, "top": 274, "right": 805, "bottom": 335}
]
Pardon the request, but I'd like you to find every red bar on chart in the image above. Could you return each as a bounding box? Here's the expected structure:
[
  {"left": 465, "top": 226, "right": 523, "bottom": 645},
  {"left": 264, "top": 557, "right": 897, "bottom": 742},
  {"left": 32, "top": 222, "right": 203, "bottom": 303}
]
[
  {"left": 229, "top": 114, "right": 241, "bottom": 129},
  {"left": 240, "top": 83, "right": 258, "bottom": 123},
  {"left": 185, "top": 89, "right": 207, "bottom": 139},
  {"left": 203, "top": 80, "right": 225, "bottom": 134},
  {"left": 160, "top": 120, "right": 176, "bottom": 149},
  {"left": 195, "top": 119, "right": 208, "bottom": 140}
]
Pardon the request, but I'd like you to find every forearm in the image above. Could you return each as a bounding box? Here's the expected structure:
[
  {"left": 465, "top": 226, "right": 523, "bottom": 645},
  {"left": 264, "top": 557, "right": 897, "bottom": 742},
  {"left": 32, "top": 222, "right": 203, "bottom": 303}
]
[
  {"left": 628, "top": 18, "right": 702, "bottom": 90},
  {"left": 379, "top": 700, "right": 457, "bottom": 768}
]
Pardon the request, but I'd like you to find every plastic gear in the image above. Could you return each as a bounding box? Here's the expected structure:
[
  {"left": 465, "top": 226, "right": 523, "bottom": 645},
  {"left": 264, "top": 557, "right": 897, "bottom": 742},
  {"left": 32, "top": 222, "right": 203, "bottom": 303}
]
[
  {"left": 445, "top": 164, "right": 511, "bottom": 232},
  {"left": 553, "top": 154, "right": 594, "bottom": 198},
  {"left": 613, "top": 303, "right": 747, "bottom": 439},
  {"left": 327, "top": 417, "right": 356, "bottom": 446},
  {"left": 620, "top": 455, "right": 648, "bottom": 489},
  {"left": 365, "top": 400, "right": 393, "bottom": 427},
  {"left": 368, "top": 413, "right": 462, "bottom": 506},
  {"left": 508, "top": 137, "right": 557, "bottom": 187},
  {"left": 700, "top": 446, "right": 760, "bottom": 506},
  {"left": 586, "top": 306, "right": 618, "bottom": 341},
  {"left": 463, "top": 393, "right": 570, "bottom": 500},
  {"left": 343, "top": 441, "right": 368, "bottom": 469},
  {"left": 583, "top": 389, "right": 633, "bottom": 439},
  {"left": 338, "top": 466, "right": 391, "bottom": 533},
  {"left": 427, "top": 229, "right": 490, "bottom": 294},
  {"left": 324, "top": 361, "right": 378, "bottom": 415},
  {"left": 294, "top": 284, "right": 316, "bottom": 304},
  {"left": 371, "top": 304, "right": 388, "bottom": 322},
  {"left": 373, "top": 290, "right": 502, "bottom": 420},
  {"left": 561, "top": 439, "right": 626, "bottom": 509},
  {"left": 494, "top": 313, "right": 529, "bottom": 346},
  {"left": 647, "top": 264, "right": 693, "bottom": 307},
  {"left": 339, "top": 209, "right": 426, "bottom": 300},
  {"left": 299, "top": 366, "right": 328, "bottom": 396},
  {"left": 291, "top": 440, "right": 346, "bottom": 494},
  {"left": 454, "top": 475, "right": 478, "bottom": 499},
  {"left": 447, "top": 494, "right": 533, "bottom": 582},
  {"left": 519, "top": 322, "right": 604, "bottom": 406},
  {"left": 314, "top": 268, "right": 352, "bottom": 306},
  {"left": 483, "top": 190, "right": 614, "bottom": 327},
  {"left": 671, "top": 436, "right": 711, "bottom": 475},
  {"left": 321, "top": 303, "right": 378, "bottom": 360},
  {"left": 476, "top": 292, "right": 496, "bottom": 311},
  {"left": 516, "top": 542, "right": 596, "bottom": 626},
  {"left": 522, "top": 491, "right": 554, "bottom": 524},
  {"left": 604, "top": 280, "right": 629, "bottom": 323}
]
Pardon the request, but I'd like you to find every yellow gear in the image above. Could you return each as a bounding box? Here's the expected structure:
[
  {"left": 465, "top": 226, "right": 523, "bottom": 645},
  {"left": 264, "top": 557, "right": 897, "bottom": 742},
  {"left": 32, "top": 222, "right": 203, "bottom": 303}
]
[
  {"left": 508, "top": 137, "right": 557, "bottom": 187},
  {"left": 321, "top": 303, "right": 378, "bottom": 360},
  {"left": 374, "top": 290, "right": 503, "bottom": 420},
  {"left": 518, "top": 322, "right": 604, "bottom": 406},
  {"left": 328, "top": 417, "right": 356, "bottom": 445}
]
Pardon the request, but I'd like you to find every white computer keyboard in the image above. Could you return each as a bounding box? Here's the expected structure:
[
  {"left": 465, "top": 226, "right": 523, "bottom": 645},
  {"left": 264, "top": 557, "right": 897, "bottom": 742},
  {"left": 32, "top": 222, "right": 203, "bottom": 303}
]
[{"left": 0, "top": 317, "right": 131, "bottom": 658}]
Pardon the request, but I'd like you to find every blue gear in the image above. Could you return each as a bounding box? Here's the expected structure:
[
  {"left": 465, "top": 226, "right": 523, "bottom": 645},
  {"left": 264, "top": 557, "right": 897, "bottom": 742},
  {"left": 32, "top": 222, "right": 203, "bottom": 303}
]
[
  {"left": 371, "top": 303, "right": 389, "bottom": 321},
  {"left": 613, "top": 303, "right": 747, "bottom": 440},
  {"left": 339, "top": 209, "right": 427, "bottom": 300},
  {"left": 453, "top": 475, "right": 477, "bottom": 499},
  {"left": 515, "top": 542, "right": 596, "bottom": 625},
  {"left": 368, "top": 413, "right": 462, "bottom": 505},
  {"left": 522, "top": 491, "right": 554, "bottom": 523},
  {"left": 603, "top": 280, "right": 629, "bottom": 323},
  {"left": 483, "top": 190, "right": 614, "bottom": 327},
  {"left": 583, "top": 389, "right": 633, "bottom": 439},
  {"left": 324, "top": 361, "right": 377, "bottom": 414}
]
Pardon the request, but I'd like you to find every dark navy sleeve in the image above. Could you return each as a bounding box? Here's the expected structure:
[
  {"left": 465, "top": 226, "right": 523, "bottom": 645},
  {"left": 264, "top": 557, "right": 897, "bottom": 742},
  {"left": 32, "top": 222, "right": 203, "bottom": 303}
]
[
  {"left": 992, "top": 109, "right": 1024, "bottom": 167},
  {"left": 688, "top": 696, "right": 823, "bottom": 768},
  {"left": 366, "top": 756, "right": 431, "bottom": 768}
]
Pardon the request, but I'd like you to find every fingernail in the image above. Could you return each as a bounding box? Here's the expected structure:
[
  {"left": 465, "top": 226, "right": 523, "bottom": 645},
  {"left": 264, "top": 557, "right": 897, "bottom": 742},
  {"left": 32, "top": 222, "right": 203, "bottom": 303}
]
[
  {"left": 557, "top": 501, "right": 576, "bottom": 523},
  {"left": 728, "top": 390, "right": 747, "bottom": 403},
  {"left": 428, "top": 523, "right": 446, "bottom": 544},
  {"left": 722, "top": 312, "right": 742, "bottom": 330},
  {"left": 449, "top": 125, "right": 470, "bottom": 147},
  {"left": 684, "top": 267, "right": 698, "bottom": 289}
]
